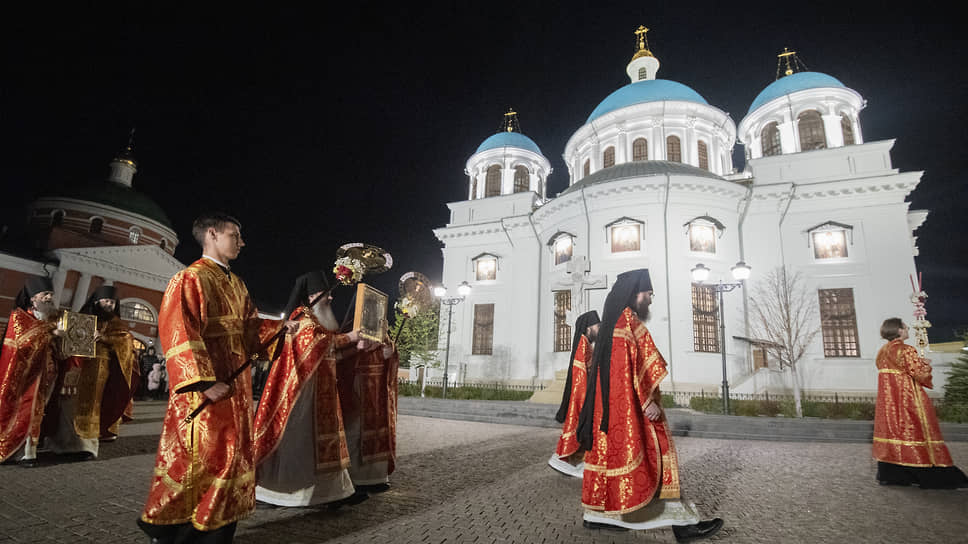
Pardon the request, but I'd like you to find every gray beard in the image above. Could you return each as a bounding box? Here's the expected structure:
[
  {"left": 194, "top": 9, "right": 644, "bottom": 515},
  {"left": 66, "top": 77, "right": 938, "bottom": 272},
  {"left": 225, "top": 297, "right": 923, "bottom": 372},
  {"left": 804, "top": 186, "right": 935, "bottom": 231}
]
[
  {"left": 634, "top": 304, "right": 651, "bottom": 323},
  {"left": 32, "top": 302, "right": 56, "bottom": 320},
  {"left": 313, "top": 304, "right": 340, "bottom": 331}
]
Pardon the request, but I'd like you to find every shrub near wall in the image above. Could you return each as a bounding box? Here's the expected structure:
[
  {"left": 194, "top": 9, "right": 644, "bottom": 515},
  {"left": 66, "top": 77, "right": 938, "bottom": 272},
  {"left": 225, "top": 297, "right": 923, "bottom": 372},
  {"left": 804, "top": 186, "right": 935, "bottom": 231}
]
[
  {"left": 398, "top": 382, "right": 534, "bottom": 401},
  {"left": 688, "top": 396, "right": 876, "bottom": 419}
]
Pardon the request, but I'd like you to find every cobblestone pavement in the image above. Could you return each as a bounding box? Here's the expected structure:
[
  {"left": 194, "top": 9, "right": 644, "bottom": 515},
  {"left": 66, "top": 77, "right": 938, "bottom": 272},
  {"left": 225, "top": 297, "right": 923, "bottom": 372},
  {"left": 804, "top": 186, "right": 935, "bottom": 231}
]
[{"left": 1, "top": 401, "right": 966, "bottom": 543}]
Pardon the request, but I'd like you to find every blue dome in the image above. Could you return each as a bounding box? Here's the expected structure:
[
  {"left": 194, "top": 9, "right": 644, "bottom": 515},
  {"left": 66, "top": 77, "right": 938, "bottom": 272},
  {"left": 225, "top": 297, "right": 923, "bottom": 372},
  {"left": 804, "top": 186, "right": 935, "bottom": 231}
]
[
  {"left": 587, "top": 79, "right": 709, "bottom": 123},
  {"left": 475, "top": 132, "right": 543, "bottom": 156},
  {"left": 748, "top": 72, "right": 845, "bottom": 114}
]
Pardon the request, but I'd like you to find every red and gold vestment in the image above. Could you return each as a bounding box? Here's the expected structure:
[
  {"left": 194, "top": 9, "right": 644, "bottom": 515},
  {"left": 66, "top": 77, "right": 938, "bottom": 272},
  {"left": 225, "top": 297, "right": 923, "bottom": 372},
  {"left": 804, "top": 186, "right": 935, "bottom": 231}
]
[
  {"left": 339, "top": 346, "right": 399, "bottom": 475},
  {"left": 555, "top": 334, "right": 590, "bottom": 459},
  {"left": 140, "top": 259, "right": 283, "bottom": 531},
  {"left": 582, "top": 307, "right": 680, "bottom": 514},
  {"left": 873, "top": 339, "right": 954, "bottom": 467},
  {"left": 0, "top": 309, "right": 59, "bottom": 461},
  {"left": 74, "top": 315, "right": 135, "bottom": 439},
  {"left": 253, "top": 306, "right": 351, "bottom": 472}
]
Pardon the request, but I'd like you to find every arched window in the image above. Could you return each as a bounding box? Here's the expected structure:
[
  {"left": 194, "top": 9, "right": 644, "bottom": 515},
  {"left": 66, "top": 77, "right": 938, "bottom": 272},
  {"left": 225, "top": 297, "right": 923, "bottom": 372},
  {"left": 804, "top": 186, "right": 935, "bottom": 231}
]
[
  {"left": 583, "top": 159, "right": 590, "bottom": 177},
  {"left": 841, "top": 114, "right": 855, "bottom": 146},
  {"left": 761, "top": 122, "right": 781, "bottom": 156},
  {"left": 638, "top": 67, "right": 647, "bottom": 80},
  {"left": 484, "top": 165, "right": 502, "bottom": 197},
  {"left": 89, "top": 217, "right": 104, "bottom": 234},
  {"left": 513, "top": 166, "right": 529, "bottom": 193},
  {"left": 666, "top": 135, "right": 681, "bottom": 163},
  {"left": 632, "top": 138, "right": 648, "bottom": 161},
  {"left": 603, "top": 146, "right": 615, "bottom": 168},
  {"left": 697, "top": 141, "right": 709, "bottom": 171},
  {"left": 160, "top": 239, "right": 167, "bottom": 251},
  {"left": 50, "top": 210, "right": 65, "bottom": 227},
  {"left": 120, "top": 301, "right": 157, "bottom": 323},
  {"left": 128, "top": 227, "right": 142, "bottom": 244},
  {"left": 797, "top": 110, "right": 826, "bottom": 151}
]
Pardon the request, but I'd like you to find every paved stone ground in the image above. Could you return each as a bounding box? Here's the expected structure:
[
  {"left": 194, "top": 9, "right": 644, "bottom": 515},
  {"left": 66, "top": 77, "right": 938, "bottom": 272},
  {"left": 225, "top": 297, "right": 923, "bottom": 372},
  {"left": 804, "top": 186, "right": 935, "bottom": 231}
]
[{"left": 1, "top": 401, "right": 966, "bottom": 543}]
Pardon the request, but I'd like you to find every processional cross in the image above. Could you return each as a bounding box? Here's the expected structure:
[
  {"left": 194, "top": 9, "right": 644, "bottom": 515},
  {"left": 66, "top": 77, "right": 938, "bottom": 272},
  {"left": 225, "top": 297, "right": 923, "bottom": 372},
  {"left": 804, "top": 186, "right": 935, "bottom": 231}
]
[{"left": 554, "top": 255, "right": 606, "bottom": 324}]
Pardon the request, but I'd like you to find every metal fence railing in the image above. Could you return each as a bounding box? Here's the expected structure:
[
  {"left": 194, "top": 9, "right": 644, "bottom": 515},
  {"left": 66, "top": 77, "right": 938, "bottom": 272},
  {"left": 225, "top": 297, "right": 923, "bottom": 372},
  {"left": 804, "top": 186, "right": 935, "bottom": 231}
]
[
  {"left": 398, "top": 378, "right": 545, "bottom": 392},
  {"left": 664, "top": 390, "right": 947, "bottom": 410}
]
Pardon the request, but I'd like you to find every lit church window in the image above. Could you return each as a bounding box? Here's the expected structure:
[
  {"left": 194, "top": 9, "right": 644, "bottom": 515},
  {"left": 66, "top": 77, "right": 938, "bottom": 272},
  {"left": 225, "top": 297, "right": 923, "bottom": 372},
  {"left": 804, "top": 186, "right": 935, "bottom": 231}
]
[
  {"left": 485, "top": 165, "right": 502, "bottom": 197},
  {"left": 120, "top": 301, "right": 156, "bottom": 323},
  {"left": 689, "top": 223, "right": 716, "bottom": 253},
  {"left": 129, "top": 227, "right": 142, "bottom": 244},
  {"left": 611, "top": 223, "right": 641, "bottom": 253},
  {"left": 812, "top": 230, "right": 848, "bottom": 259},
  {"left": 684, "top": 216, "right": 724, "bottom": 254},
  {"left": 513, "top": 166, "right": 530, "bottom": 193},
  {"left": 475, "top": 256, "right": 497, "bottom": 281},
  {"left": 603, "top": 146, "right": 615, "bottom": 168},
  {"left": 551, "top": 234, "right": 574, "bottom": 265}
]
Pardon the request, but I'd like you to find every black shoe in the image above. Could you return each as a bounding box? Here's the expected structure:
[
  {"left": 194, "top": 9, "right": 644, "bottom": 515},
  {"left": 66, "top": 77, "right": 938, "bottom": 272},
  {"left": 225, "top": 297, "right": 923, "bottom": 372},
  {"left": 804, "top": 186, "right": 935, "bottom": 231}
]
[
  {"left": 63, "top": 451, "right": 95, "bottom": 462},
  {"left": 673, "top": 518, "right": 723, "bottom": 543},
  {"left": 326, "top": 491, "right": 369, "bottom": 510},
  {"left": 358, "top": 483, "right": 390, "bottom": 494},
  {"left": 582, "top": 520, "right": 628, "bottom": 532},
  {"left": 18, "top": 458, "right": 38, "bottom": 468}
]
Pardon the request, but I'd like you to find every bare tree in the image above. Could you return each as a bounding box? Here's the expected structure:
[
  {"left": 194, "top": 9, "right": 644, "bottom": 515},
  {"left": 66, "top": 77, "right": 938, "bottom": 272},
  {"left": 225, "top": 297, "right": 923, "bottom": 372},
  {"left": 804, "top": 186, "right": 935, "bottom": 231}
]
[{"left": 748, "top": 267, "right": 821, "bottom": 417}]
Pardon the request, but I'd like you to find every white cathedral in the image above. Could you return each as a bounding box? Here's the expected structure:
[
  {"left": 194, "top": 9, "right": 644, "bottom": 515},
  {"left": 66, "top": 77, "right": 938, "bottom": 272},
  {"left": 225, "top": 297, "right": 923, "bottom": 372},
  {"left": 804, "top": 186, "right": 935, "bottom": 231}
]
[{"left": 432, "top": 29, "right": 936, "bottom": 396}]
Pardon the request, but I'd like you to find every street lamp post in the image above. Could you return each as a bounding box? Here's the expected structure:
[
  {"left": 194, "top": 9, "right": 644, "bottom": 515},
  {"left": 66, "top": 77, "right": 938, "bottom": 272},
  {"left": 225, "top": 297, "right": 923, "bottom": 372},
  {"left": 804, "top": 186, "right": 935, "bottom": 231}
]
[
  {"left": 434, "top": 281, "right": 471, "bottom": 399},
  {"left": 691, "top": 261, "right": 751, "bottom": 415}
]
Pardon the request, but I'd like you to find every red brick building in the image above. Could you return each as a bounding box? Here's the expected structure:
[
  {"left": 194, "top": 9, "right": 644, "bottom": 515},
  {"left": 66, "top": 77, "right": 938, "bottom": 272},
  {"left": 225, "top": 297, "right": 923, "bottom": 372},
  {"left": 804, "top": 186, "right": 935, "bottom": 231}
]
[{"left": 0, "top": 141, "right": 183, "bottom": 351}]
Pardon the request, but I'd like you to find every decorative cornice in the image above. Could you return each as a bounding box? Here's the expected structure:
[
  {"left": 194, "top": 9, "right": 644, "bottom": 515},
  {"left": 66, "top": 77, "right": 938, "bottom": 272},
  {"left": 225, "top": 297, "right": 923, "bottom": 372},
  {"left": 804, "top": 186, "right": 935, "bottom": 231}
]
[{"left": 50, "top": 246, "right": 185, "bottom": 291}]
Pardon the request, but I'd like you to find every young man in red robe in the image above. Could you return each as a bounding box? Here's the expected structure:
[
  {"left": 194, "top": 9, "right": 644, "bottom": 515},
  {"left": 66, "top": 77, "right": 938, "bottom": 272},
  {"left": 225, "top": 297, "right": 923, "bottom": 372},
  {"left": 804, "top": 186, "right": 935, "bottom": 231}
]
[
  {"left": 138, "top": 213, "right": 288, "bottom": 544},
  {"left": 338, "top": 297, "right": 399, "bottom": 494},
  {"left": 548, "top": 310, "right": 600, "bottom": 478},
  {"left": 0, "top": 277, "right": 64, "bottom": 467},
  {"left": 253, "top": 270, "right": 368, "bottom": 508},
  {"left": 873, "top": 317, "right": 967, "bottom": 488},
  {"left": 578, "top": 269, "right": 722, "bottom": 542}
]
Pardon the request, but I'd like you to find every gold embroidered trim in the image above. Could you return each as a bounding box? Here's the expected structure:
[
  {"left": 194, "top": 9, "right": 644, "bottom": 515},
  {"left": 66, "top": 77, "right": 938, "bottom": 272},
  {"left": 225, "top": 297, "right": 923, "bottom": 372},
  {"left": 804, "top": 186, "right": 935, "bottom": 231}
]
[
  {"left": 166, "top": 340, "right": 208, "bottom": 360},
  {"left": 873, "top": 437, "right": 947, "bottom": 447},
  {"left": 878, "top": 369, "right": 903, "bottom": 374},
  {"left": 583, "top": 450, "right": 644, "bottom": 477}
]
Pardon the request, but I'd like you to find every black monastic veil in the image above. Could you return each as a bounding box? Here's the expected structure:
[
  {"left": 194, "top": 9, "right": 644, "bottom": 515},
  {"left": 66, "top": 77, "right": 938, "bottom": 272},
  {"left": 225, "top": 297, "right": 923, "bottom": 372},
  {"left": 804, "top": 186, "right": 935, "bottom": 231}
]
[{"left": 576, "top": 268, "right": 652, "bottom": 451}]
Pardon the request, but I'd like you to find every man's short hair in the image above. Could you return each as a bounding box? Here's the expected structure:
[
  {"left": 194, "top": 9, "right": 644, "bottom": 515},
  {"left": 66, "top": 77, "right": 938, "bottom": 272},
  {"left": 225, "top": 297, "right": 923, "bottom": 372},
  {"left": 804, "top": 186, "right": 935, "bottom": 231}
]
[
  {"left": 880, "top": 317, "right": 904, "bottom": 341},
  {"left": 191, "top": 212, "right": 242, "bottom": 247}
]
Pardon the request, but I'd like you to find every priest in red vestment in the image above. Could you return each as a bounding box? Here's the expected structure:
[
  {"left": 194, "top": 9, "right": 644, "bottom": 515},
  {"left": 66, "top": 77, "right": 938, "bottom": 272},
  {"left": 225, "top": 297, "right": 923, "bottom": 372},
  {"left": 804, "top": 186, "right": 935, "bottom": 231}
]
[
  {"left": 548, "top": 310, "right": 600, "bottom": 478},
  {"left": 578, "top": 269, "right": 722, "bottom": 542},
  {"left": 253, "top": 270, "right": 367, "bottom": 508},
  {"left": 0, "top": 277, "right": 63, "bottom": 467},
  {"left": 139, "top": 213, "right": 286, "bottom": 543},
  {"left": 44, "top": 285, "right": 135, "bottom": 459},
  {"left": 873, "top": 317, "right": 967, "bottom": 488},
  {"left": 338, "top": 296, "right": 399, "bottom": 494}
]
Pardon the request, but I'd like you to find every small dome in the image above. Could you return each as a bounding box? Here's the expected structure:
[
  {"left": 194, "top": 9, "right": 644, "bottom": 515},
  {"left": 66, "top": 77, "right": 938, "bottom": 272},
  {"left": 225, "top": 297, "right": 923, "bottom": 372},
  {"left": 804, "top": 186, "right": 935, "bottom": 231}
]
[
  {"left": 475, "top": 132, "right": 543, "bottom": 156},
  {"left": 748, "top": 72, "right": 845, "bottom": 114},
  {"left": 587, "top": 79, "right": 708, "bottom": 123},
  {"left": 45, "top": 180, "right": 173, "bottom": 228}
]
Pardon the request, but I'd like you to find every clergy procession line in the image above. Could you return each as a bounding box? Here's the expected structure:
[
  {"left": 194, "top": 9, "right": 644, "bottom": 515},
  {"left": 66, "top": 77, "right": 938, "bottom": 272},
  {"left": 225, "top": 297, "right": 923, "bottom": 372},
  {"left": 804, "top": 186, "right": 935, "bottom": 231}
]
[
  {"left": 1, "top": 212, "right": 399, "bottom": 544},
  {"left": 2, "top": 211, "right": 966, "bottom": 544},
  {"left": 548, "top": 270, "right": 968, "bottom": 541}
]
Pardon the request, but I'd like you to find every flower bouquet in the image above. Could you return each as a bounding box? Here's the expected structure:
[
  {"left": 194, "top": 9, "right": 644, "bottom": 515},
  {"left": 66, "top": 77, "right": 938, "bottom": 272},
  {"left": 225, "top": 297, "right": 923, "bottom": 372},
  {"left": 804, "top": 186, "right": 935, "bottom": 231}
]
[{"left": 334, "top": 256, "right": 365, "bottom": 285}]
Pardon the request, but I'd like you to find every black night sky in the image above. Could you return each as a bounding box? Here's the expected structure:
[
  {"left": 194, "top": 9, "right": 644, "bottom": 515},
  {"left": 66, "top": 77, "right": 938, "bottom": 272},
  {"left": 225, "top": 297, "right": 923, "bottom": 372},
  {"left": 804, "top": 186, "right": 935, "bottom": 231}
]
[{"left": 2, "top": 7, "right": 964, "bottom": 338}]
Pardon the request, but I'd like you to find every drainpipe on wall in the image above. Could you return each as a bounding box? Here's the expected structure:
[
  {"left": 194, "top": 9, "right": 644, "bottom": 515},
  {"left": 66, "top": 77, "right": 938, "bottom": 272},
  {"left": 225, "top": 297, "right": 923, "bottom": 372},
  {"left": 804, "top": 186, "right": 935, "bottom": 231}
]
[
  {"left": 662, "top": 173, "right": 675, "bottom": 389},
  {"left": 528, "top": 212, "right": 543, "bottom": 386},
  {"left": 737, "top": 184, "right": 754, "bottom": 375},
  {"left": 778, "top": 184, "right": 797, "bottom": 268},
  {"left": 580, "top": 185, "right": 592, "bottom": 309}
]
